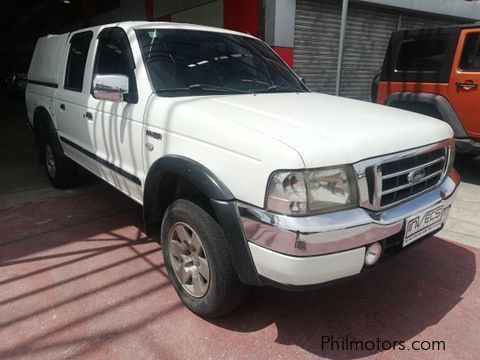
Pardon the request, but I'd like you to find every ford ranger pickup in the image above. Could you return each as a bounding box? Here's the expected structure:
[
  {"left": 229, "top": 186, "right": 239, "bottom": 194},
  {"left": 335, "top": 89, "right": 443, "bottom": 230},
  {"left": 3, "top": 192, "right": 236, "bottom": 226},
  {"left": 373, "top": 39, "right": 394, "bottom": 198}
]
[{"left": 26, "top": 21, "right": 459, "bottom": 317}]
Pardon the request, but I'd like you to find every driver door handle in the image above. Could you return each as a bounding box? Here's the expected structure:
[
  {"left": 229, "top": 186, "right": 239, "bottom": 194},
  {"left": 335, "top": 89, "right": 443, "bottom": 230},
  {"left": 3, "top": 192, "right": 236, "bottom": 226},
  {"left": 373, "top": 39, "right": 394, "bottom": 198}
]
[{"left": 456, "top": 81, "right": 478, "bottom": 90}]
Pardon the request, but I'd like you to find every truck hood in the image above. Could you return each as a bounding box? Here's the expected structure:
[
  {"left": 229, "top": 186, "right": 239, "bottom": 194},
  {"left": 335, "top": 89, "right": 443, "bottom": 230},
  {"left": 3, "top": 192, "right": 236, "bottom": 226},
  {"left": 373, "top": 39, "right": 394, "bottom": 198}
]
[{"left": 155, "top": 92, "right": 453, "bottom": 168}]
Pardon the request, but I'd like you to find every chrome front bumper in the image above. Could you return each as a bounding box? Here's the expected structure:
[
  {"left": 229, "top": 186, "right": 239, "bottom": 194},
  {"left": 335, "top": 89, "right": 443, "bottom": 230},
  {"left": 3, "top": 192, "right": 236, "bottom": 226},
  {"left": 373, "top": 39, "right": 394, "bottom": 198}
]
[{"left": 239, "top": 169, "right": 460, "bottom": 258}]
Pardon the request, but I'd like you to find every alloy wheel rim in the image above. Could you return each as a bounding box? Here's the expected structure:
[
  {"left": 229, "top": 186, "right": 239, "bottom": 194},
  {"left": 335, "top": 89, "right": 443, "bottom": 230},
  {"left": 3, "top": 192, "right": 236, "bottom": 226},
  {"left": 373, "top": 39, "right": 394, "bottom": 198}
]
[
  {"left": 168, "top": 222, "right": 210, "bottom": 298},
  {"left": 45, "top": 144, "right": 56, "bottom": 178}
]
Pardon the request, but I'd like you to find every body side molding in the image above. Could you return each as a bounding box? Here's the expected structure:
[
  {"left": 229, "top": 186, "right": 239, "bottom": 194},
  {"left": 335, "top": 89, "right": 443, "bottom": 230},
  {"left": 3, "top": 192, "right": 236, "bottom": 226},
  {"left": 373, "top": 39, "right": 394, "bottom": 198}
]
[
  {"left": 60, "top": 136, "right": 142, "bottom": 185},
  {"left": 28, "top": 79, "right": 59, "bottom": 88}
]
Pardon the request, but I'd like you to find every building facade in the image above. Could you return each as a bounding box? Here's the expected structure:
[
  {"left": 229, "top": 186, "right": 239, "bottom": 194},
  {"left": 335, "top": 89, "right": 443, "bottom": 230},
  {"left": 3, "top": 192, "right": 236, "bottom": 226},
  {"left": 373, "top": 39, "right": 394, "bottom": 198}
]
[{"left": 69, "top": 0, "right": 480, "bottom": 101}]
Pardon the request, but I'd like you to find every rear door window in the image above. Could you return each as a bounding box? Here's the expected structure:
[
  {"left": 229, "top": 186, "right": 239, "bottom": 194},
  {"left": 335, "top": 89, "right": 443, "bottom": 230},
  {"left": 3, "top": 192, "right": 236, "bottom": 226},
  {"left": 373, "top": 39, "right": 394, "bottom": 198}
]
[
  {"left": 64, "top": 31, "right": 93, "bottom": 92},
  {"left": 395, "top": 34, "right": 450, "bottom": 72},
  {"left": 459, "top": 32, "right": 480, "bottom": 71}
]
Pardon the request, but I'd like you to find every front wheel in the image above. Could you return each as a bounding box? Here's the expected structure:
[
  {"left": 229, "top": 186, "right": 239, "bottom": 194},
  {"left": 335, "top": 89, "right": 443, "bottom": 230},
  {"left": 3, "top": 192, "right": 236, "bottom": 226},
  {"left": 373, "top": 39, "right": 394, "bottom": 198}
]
[
  {"left": 456, "top": 152, "right": 478, "bottom": 161},
  {"left": 161, "top": 199, "right": 250, "bottom": 318}
]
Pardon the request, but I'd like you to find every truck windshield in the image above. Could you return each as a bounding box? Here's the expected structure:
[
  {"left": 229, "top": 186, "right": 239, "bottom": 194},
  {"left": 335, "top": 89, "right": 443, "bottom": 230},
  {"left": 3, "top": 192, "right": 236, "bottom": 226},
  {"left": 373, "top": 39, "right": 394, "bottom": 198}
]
[{"left": 135, "top": 28, "right": 308, "bottom": 96}]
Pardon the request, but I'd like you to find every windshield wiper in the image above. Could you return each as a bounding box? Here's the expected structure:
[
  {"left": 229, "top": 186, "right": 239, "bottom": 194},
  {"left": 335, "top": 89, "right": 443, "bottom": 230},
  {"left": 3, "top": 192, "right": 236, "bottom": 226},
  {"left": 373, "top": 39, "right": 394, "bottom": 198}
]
[
  {"left": 156, "top": 84, "right": 249, "bottom": 94},
  {"left": 252, "top": 85, "right": 303, "bottom": 94}
]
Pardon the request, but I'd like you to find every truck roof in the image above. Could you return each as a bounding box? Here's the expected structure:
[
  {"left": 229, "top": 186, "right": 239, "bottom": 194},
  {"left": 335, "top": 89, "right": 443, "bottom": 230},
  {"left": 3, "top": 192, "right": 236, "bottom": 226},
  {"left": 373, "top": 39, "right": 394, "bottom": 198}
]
[
  {"left": 47, "top": 21, "right": 257, "bottom": 40},
  {"left": 379, "top": 24, "right": 477, "bottom": 84},
  {"left": 28, "top": 21, "right": 258, "bottom": 88}
]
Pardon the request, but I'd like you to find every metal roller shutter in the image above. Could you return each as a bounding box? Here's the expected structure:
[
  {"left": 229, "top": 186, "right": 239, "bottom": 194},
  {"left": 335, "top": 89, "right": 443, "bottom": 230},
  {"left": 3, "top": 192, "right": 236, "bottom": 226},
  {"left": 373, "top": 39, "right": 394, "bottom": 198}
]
[
  {"left": 294, "top": 0, "right": 342, "bottom": 95},
  {"left": 293, "top": 1, "right": 467, "bottom": 101},
  {"left": 340, "top": 3, "right": 397, "bottom": 101}
]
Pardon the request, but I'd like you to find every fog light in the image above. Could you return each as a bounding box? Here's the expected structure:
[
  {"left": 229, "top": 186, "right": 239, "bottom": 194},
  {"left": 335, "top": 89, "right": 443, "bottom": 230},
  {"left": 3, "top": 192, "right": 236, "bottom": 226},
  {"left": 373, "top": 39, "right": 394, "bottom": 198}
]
[{"left": 365, "top": 242, "right": 382, "bottom": 266}]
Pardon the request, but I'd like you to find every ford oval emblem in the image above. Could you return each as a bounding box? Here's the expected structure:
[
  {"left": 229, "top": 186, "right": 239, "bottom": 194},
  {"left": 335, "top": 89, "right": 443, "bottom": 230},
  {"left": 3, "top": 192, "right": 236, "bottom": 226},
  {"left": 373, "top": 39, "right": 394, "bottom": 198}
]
[{"left": 407, "top": 168, "right": 427, "bottom": 184}]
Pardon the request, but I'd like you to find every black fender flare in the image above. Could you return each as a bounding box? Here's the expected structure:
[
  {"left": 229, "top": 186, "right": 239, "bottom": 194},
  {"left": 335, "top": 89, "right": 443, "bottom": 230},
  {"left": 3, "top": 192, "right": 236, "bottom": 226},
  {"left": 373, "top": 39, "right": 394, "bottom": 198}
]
[
  {"left": 386, "top": 92, "right": 467, "bottom": 138},
  {"left": 143, "top": 155, "right": 262, "bottom": 286},
  {"left": 145, "top": 155, "right": 234, "bottom": 201},
  {"left": 33, "top": 107, "right": 53, "bottom": 135},
  {"left": 143, "top": 156, "right": 234, "bottom": 231},
  {"left": 33, "top": 107, "right": 63, "bottom": 164}
]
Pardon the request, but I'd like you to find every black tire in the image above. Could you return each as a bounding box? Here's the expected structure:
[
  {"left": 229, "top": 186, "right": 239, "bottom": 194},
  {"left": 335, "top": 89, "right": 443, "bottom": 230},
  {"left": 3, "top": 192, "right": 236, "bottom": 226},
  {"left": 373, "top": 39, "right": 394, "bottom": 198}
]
[
  {"left": 161, "top": 199, "right": 250, "bottom": 318},
  {"left": 44, "top": 136, "right": 79, "bottom": 189},
  {"left": 456, "top": 152, "right": 478, "bottom": 161}
]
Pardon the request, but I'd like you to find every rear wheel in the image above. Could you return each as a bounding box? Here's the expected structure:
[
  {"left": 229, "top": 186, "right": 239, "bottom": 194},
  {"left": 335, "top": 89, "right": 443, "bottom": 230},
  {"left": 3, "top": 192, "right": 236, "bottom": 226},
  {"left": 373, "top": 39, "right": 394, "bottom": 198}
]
[
  {"left": 161, "top": 199, "right": 250, "bottom": 318},
  {"left": 44, "top": 137, "right": 78, "bottom": 189}
]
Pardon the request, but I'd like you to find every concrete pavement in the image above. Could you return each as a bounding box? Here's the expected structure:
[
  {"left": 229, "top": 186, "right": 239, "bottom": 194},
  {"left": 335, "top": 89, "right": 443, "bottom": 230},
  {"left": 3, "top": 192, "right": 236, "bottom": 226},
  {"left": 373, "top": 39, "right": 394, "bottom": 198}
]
[
  {"left": 0, "top": 98, "right": 101, "bottom": 209},
  {"left": 440, "top": 157, "right": 480, "bottom": 249}
]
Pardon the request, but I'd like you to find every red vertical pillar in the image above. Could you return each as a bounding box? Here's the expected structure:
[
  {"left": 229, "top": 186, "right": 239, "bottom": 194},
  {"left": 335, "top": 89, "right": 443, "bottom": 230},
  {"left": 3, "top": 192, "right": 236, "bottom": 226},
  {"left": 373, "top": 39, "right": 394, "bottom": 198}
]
[
  {"left": 223, "top": 0, "right": 259, "bottom": 37},
  {"left": 81, "top": 0, "right": 94, "bottom": 26},
  {"left": 145, "top": 0, "right": 154, "bottom": 20},
  {"left": 271, "top": 46, "right": 294, "bottom": 68}
]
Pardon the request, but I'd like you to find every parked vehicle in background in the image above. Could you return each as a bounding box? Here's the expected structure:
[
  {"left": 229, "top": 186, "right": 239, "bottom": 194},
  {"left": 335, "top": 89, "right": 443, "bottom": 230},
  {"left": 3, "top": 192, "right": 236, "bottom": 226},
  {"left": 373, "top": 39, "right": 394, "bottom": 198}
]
[
  {"left": 5, "top": 63, "right": 29, "bottom": 95},
  {"left": 377, "top": 24, "right": 480, "bottom": 157},
  {"left": 26, "top": 21, "right": 459, "bottom": 317}
]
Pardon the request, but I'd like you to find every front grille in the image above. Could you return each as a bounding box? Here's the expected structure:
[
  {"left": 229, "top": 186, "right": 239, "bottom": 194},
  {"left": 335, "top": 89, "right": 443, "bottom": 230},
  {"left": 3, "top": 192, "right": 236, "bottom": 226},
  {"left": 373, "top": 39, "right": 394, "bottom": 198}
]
[{"left": 379, "top": 147, "right": 447, "bottom": 207}]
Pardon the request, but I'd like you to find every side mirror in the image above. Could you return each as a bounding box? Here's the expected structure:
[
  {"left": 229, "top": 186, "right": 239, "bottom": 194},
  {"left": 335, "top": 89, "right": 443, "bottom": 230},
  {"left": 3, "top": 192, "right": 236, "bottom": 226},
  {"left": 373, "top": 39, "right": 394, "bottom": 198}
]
[
  {"left": 300, "top": 76, "right": 307, "bottom": 85},
  {"left": 93, "top": 74, "right": 129, "bottom": 102}
]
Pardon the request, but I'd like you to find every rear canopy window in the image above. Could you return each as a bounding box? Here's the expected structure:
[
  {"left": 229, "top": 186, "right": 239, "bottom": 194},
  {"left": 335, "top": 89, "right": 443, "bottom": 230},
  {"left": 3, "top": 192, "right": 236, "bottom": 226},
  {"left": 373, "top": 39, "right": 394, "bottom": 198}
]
[
  {"left": 395, "top": 34, "right": 450, "bottom": 72},
  {"left": 459, "top": 32, "right": 480, "bottom": 71},
  {"left": 64, "top": 31, "right": 93, "bottom": 92}
]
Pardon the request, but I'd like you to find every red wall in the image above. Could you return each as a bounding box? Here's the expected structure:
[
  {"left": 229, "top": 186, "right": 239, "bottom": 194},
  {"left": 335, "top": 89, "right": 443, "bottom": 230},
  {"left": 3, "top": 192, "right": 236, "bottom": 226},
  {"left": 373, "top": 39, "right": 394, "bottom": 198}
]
[
  {"left": 146, "top": 0, "right": 259, "bottom": 33},
  {"left": 145, "top": 0, "right": 294, "bottom": 66},
  {"left": 271, "top": 46, "right": 294, "bottom": 67},
  {"left": 223, "top": 0, "right": 259, "bottom": 37}
]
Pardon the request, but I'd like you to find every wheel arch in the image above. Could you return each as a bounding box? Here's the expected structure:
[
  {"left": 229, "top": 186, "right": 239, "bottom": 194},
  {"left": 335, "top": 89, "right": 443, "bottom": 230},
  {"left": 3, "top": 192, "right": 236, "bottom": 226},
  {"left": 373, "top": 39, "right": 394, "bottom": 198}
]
[
  {"left": 143, "top": 155, "right": 261, "bottom": 286},
  {"left": 143, "top": 155, "right": 234, "bottom": 234},
  {"left": 32, "top": 106, "right": 57, "bottom": 164},
  {"left": 33, "top": 106, "right": 54, "bottom": 127},
  {"left": 386, "top": 92, "right": 467, "bottom": 138}
]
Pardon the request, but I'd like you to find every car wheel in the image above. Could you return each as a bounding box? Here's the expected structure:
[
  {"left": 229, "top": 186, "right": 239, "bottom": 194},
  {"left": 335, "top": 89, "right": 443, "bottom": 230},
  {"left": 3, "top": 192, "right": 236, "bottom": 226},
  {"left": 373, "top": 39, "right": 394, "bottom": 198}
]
[
  {"left": 44, "top": 139, "right": 78, "bottom": 189},
  {"left": 161, "top": 199, "right": 250, "bottom": 318}
]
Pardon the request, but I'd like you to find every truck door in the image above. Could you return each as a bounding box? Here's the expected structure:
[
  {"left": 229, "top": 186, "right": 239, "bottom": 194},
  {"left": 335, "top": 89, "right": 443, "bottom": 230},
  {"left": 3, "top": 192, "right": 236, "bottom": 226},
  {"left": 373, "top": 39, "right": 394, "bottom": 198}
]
[
  {"left": 448, "top": 29, "right": 480, "bottom": 138},
  {"left": 86, "top": 27, "right": 146, "bottom": 202},
  {"left": 55, "top": 31, "right": 99, "bottom": 171}
]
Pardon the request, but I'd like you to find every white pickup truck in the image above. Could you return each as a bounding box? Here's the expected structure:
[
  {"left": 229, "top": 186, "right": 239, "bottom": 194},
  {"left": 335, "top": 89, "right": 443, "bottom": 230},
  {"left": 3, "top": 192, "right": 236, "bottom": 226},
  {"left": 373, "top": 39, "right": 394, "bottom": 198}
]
[{"left": 26, "top": 21, "right": 459, "bottom": 317}]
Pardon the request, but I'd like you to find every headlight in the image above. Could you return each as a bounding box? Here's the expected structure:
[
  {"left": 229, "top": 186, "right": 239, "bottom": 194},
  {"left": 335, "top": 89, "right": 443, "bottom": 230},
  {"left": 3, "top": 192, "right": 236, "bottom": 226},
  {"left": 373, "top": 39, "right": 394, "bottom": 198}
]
[
  {"left": 266, "top": 171, "right": 308, "bottom": 215},
  {"left": 266, "top": 166, "right": 358, "bottom": 216},
  {"left": 307, "top": 167, "right": 358, "bottom": 213}
]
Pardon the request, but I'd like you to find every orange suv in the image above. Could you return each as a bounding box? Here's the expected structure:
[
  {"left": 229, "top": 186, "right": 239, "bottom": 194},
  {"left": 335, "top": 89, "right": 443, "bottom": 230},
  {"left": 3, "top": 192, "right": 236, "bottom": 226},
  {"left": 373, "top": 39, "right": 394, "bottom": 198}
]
[{"left": 376, "top": 25, "right": 480, "bottom": 156}]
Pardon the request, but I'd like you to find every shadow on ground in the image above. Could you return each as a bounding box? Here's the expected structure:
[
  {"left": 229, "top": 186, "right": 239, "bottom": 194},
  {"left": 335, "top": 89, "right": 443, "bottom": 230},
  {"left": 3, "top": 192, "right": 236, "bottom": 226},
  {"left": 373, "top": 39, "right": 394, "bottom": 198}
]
[
  {"left": 214, "top": 237, "right": 476, "bottom": 359},
  {"left": 1, "top": 186, "right": 476, "bottom": 359},
  {"left": 0, "top": 190, "right": 181, "bottom": 358}
]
